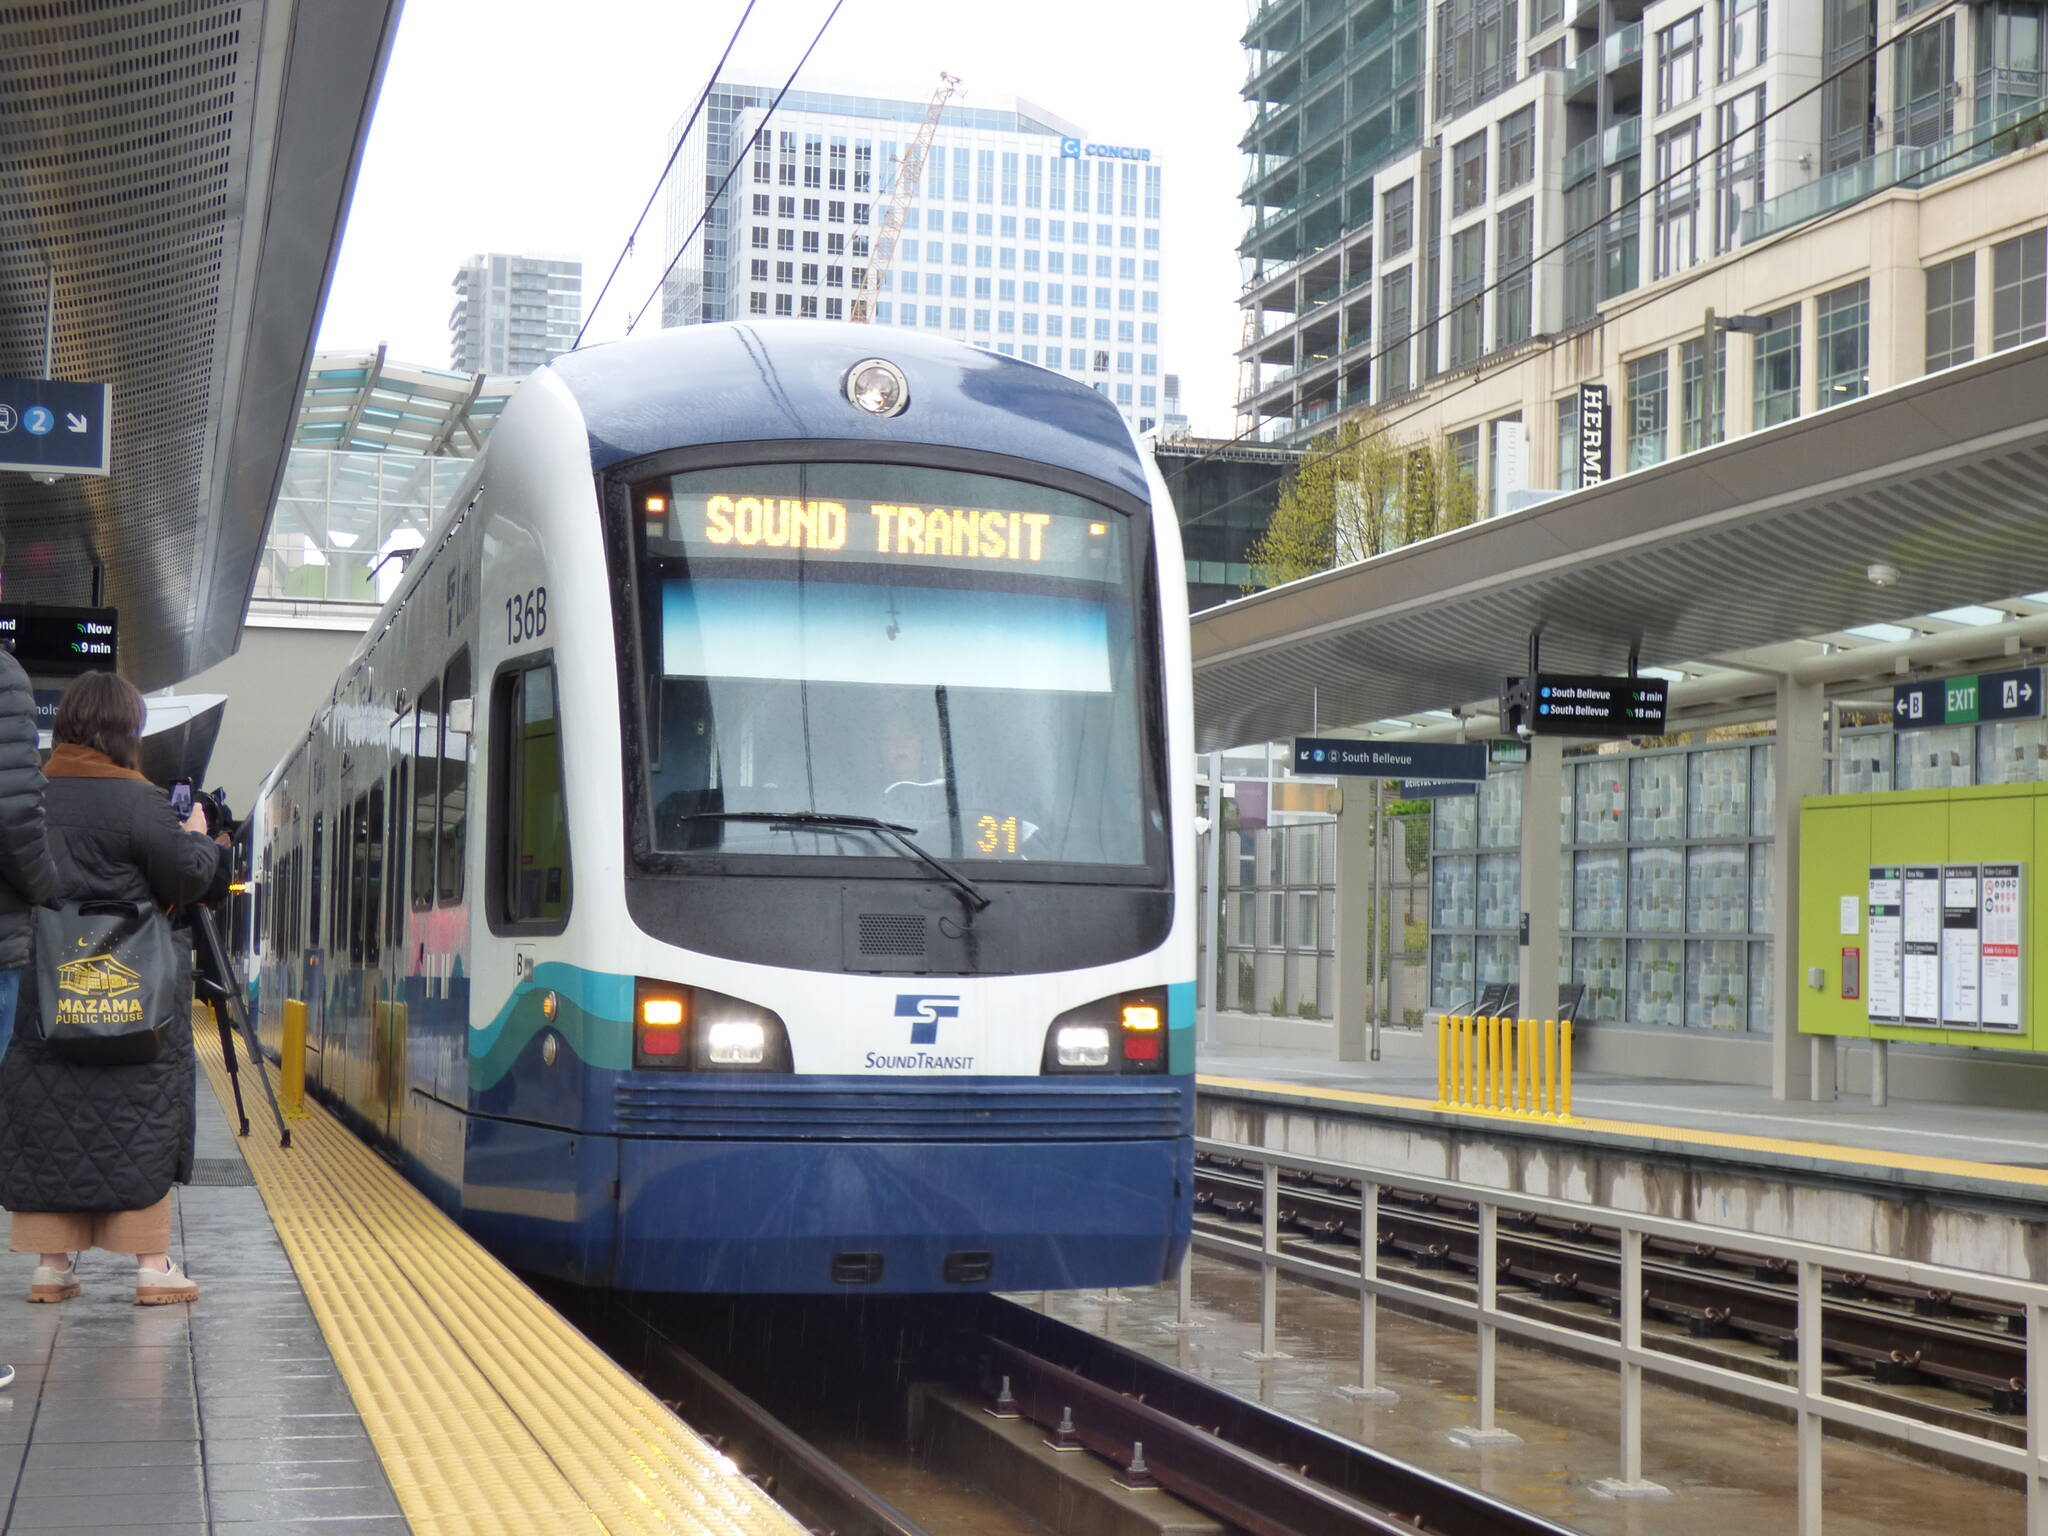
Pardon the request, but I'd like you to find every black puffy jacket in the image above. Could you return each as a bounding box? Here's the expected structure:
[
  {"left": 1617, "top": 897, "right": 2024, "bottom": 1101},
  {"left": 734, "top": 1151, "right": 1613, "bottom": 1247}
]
[
  {"left": 0, "top": 651, "right": 59, "bottom": 970},
  {"left": 0, "top": 749, "right": 222, "bottom": 1215}
]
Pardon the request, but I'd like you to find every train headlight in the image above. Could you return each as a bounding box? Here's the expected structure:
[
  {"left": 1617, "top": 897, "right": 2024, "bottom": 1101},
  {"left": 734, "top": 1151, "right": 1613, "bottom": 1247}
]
[
  {"left": 1043, "top": 989, "right": 1172, "bottom": 1074},
  {"left": 633, "top": 979, "right": 793, "bottom": 1071},
  {"left": 705, "top": 1019, "right": 768, "bottom": 1066},
  {"left": 1053, "top": 1025, "right": 1112, "bottom": 1068},
  {"left": 845, "top": 357, "right": 909, "bottom": 418}
]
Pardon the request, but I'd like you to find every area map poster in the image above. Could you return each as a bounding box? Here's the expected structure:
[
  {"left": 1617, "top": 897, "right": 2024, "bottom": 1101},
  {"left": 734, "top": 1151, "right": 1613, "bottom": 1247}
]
[
  {"left": 1980, "top": 864, "right": 2025, "bottom": 1033},
  {"left": 1940, "top": 865, "right": 1981, "bottom": 1029},
  {"left": 1900, "top": 865, "right": 1943, "bottom": 1026},
  {"left": 1865, "top": 867, "right": 1903, "bottom": 1024}
]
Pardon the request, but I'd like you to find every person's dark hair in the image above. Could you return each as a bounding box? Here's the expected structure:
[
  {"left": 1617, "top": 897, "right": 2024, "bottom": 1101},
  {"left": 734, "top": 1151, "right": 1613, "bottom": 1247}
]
[{"left": 53, "top": 671, "right": 146, "bottom": 770}]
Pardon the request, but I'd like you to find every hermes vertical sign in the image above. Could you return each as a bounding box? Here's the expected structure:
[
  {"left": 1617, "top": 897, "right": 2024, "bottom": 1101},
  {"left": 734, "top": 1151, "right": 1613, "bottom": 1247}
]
[{"left": 1577, "top": 382, "right": 1609, "bottom": 488}]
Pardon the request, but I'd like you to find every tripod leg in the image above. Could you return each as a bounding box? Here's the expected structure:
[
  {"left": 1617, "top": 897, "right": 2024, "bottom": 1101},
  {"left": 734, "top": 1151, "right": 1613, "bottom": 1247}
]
[
  {"left": 212, "top": 998, "right": 251, "bottom": 1138},
  {"left": 193, "top": 907, "right": 292, "bottom": 1149}
]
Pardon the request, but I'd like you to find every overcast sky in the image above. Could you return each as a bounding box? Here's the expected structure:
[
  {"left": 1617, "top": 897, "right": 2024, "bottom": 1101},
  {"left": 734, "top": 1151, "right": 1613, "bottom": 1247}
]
[{"left": 317, "top": 0, "right": 1250, "bottom": 433}]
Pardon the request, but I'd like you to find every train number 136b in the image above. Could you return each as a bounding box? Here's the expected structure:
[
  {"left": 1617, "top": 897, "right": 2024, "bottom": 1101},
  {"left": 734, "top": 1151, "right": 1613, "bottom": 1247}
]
[{"left": 506, "top": 585, "right": 548, "bottom": 645}]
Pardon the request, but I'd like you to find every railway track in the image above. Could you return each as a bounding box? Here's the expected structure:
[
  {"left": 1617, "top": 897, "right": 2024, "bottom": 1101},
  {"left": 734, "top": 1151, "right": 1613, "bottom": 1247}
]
[
  {"left": 1195, "top": 1154, "right": 2030, "bottom": 1419},
  {"left": 558, "top": 1287, "right": 1585, "bottom": 1536}
]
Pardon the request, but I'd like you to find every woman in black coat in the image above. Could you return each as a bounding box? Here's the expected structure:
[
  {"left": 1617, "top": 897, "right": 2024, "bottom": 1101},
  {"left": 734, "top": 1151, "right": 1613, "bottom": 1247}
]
[{"left": 0, "top": 672, "right": 221, "bottom": 1305}]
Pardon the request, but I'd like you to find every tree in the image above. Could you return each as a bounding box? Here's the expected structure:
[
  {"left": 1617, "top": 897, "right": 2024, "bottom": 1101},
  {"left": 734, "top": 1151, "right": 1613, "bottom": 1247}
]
[{"left": 1245, "top": 412, "right": 1482, "bottom": 590}]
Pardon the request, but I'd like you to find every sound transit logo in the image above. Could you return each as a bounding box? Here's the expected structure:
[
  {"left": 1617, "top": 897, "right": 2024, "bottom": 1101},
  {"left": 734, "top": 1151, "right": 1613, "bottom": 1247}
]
[
  {"left": 869, "top": 994, "right": 973, "bottom": 1071},
  {"left": 894, "top": 993, "right": 960, "bottom": 1044}
]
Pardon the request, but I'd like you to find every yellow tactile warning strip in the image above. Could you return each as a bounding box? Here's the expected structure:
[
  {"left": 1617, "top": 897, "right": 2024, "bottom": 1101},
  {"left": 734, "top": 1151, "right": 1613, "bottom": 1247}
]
[
  {"left": 194, "top": 1020, "right": 807, "bottom": 1536},
  {"left": 1198, "top": 1072, "right": 2048, "bottom": 1192}
]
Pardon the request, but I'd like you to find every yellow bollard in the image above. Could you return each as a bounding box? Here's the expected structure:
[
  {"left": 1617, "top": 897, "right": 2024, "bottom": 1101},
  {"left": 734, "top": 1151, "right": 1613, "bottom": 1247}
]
[
  {"left": 1542, "top": 1019, "right": 1556, "bottom": 1116},
  {"left": 1492, "top": 1017, "right": 1506, "bottom": 1109},
  {"left": 1437, "top": 1014, "right": 1449, "bottom": 1105},
  {"left": 1508, "top": 1019, "right": 1521, "bottom": 1112},
  {"left": 1500, "top": 1019, "right": 1511, "bottom": 1111},
  {"left": 1462, "top": 1016, "right": 1475, "bottom": 1107},
  {"left": 280, "top": 998, "right": 309, "bottom": 1120},
  {"left": 1518, "top": 1019, "right": 1531, "bottom": 1114},
  {"left": 1560, "top": 1019, "right": 1574, "bottom": 1120}
]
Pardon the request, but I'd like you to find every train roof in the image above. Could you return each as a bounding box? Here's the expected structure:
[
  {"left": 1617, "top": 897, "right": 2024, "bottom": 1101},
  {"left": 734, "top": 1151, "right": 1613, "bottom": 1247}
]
[{"left": 545, "top": 322, "right": 1149, "bottom": 505}]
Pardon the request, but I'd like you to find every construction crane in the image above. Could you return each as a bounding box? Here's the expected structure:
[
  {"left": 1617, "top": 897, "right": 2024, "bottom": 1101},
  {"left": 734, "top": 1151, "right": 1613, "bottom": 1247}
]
[{"left": 851, "top": 71, "right": 960, "bottom": 324}]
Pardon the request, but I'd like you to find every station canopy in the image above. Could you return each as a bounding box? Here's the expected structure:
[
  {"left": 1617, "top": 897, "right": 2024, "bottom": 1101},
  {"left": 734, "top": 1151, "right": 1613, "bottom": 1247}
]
[
  {"left": 0, "top": 2, "right": 400, "bottom": 689},
  {"left": 296, "top": 349, "right": 515, "bottom": 458},
  {"left": 1193, "top": 338, "right": 2048, "bottom": 752}
]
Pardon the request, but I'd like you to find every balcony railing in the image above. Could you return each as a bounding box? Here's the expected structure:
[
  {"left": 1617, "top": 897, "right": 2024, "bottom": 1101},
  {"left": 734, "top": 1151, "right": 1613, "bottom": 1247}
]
[
  {"left": 1740, "top": 95, "right": 2048, "bottom": 245},
  {"left": 1603, "top": 115, "right": 1641, "bottom": 165}
]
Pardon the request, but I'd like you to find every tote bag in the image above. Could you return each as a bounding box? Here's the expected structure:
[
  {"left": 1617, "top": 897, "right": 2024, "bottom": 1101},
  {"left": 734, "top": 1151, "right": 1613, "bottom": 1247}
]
[{"left": 33, "top": 898, "right": 182, "bottom": 1066}]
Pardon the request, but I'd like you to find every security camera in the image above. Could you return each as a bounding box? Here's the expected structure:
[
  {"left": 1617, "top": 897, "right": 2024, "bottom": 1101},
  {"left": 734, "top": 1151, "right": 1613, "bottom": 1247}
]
[{"left": 1516, "top": 722, "right": 1534, "bottom": 741}]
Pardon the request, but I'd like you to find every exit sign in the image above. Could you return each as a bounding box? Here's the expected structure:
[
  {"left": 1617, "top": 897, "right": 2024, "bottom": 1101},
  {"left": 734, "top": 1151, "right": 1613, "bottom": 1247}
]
[{"left": 1893, "top": 666, "right": 2041, "bottom": 728}]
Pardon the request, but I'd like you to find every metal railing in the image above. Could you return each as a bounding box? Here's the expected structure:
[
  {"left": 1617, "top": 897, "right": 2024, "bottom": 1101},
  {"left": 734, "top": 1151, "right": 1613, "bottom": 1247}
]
[
  {"left": 1741, "top": 95, "right": 2048, "bottom": 245},
  {"left": 1184, "top": 1137, "right": 2048, "bottom": 1531},
  {"left": 1435, "top": 1015, "right": 1573, "bottom": 1119}
]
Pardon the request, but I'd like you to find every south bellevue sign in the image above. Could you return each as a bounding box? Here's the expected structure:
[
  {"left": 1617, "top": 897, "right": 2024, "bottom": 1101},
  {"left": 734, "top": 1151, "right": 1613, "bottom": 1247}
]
[{"left": 1293, "top": 736, "right": 1487, "bottom": 780}]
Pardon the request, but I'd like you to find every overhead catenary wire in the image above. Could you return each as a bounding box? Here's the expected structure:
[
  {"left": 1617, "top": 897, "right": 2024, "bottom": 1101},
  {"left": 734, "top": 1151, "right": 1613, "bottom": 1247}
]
[
  {"left": 575, "top": 0, "right": 760, "bottom": 349},
  {"left": 1164, "top": 0, "right": 1973, "bottom": 494},
  {"left": 621, "top": 0, "right": 850, "bottom": 339}
]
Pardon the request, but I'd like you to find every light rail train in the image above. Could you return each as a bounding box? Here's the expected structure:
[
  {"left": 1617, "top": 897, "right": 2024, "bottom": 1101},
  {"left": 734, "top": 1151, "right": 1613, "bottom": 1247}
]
[{"left": 239, "top": 323, "right": 1195, "bottom": 1292}]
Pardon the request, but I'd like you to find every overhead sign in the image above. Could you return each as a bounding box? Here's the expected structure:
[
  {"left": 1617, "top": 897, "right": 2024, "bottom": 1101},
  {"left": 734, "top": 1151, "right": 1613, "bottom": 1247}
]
[
  {"left": 1059, "top": 138, "right": 1151, "bottom": 161},
  {"left": 1292, "top": 736, "right": 1487, "bottom": 780},
  {"left": 0, "top": 605, "right": 119, "bottom": 675},
  {"left": 1893, "top": 665, "right": 2041, "bottom": 729},
  {"left": 0, "top": 376, "right": 111, "bottom": 477},
  {"left": 1400, "top": 779, "right": 1479, "bottom": 798},
  {"left": 1506, "top": 673, "right": 1668, "bottom": 737},
  {"left": 1577, "top": 382, "right": 1609, "bottom": 489}
]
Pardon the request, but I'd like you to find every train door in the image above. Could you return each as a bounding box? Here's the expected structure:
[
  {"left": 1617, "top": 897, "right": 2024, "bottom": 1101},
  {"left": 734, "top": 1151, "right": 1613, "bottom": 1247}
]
[{"left": 379, "top": 722, "right": 409, "bottom": 1144}]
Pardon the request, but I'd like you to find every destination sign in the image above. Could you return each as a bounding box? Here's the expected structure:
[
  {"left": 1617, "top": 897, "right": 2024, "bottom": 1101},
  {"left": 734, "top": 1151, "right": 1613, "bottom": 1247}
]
[
  {"left": 1893, "top": 666, "right": 2041, "bottom": 729},
  {"left": 0, "top": 375, "right": 111, "bottom": 478},
  {"left": 1508, "top": 673, "right": 1668, "bottom": 737},
  {"left": 1293, "top": 737, "right": 1487, "bottom": 781},
  {"left": 0, "top": 605, "right": 118, "bottom": 676},
  {"left": 656, "top": 487, "right": 1116, "bottom": 582}
]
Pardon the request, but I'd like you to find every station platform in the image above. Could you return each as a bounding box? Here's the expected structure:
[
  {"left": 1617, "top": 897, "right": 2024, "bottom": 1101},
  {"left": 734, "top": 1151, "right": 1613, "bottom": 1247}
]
[
  {"left": 0, "top": 1019, "right": 803, "bottom": 1536},
  {"left": 1196, "top": 1042, "right": 2048, "bottom": 1280},
  {"left": 1199, "top": 1043, "right": 2048, "bottom": 1185}
]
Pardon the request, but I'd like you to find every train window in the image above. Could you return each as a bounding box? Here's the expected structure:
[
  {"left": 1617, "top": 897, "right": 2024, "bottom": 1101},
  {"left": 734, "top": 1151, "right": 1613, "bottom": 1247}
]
[
  {"left": 491, "top": 659, "right": 572, "bottom": 930},
  {"left": 309, "top": 814, "right": 324, "bottom": 955},
  {"left": 412, "top": 680, "right": 440, "bottom": 911},
  {"left": 349, "top": 797, "right": 369, "bottom": 964},
  {"left": 365, "top": 783, "right": 385, "bottom": 966},
  {"left": 439, "top": 649, "right": 472, "bottom": 905},
  {"left": 388, "top": 757, "right": 407, "bottom": 953},
  {"left": 332, "top": 810, "right": 349, "bottom": 953},
  {"left": 630, "top": 462, "right": 1160, "bottom": 874}
]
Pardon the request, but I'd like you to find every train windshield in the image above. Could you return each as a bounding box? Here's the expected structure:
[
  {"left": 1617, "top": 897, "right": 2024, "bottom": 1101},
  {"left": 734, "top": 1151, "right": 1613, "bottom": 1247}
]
[{"left": 628, "top": 461, "right": 1159, "bottom": 873}]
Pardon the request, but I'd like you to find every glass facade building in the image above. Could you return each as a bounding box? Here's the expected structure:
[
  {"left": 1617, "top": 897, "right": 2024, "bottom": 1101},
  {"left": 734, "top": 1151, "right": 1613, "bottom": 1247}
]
[
  {"left": 449, "top": 253, "right": 581, "bottom": 376},
  {"left": 664, "top": 82, "right": 1171, "bottom": 434},
  {"left": 1238, "top": 1, "right": 2048, "bottom": 450},
  {"left": 255, "top": 449, "right": 477, "bottom": 606}
]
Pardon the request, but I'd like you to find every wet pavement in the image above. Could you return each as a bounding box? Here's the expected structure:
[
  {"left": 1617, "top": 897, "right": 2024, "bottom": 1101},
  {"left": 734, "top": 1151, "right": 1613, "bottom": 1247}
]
[{"left": 1030, "top": 1253, "right": 2023, "bottom": 1536}]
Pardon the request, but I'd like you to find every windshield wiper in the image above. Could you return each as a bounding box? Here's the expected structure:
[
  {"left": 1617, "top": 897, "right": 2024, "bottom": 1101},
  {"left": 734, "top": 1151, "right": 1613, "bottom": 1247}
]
[{"left": 676, "top": 811, "right": 991, "bottom": 911}]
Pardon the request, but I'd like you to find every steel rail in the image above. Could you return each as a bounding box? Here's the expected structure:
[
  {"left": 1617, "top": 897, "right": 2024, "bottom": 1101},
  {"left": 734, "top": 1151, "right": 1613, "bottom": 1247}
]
[
  {"left": 979, "top": 1301, "right": 1581, "bottom": 1536},
  {"left": 559, "top": 1292, "right": 935, "bottom": 1536}
]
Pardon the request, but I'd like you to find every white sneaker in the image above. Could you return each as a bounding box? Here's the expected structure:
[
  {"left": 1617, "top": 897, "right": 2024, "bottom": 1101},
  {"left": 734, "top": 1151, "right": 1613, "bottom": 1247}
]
[
  {"left": 133, "top": 1259, "right": 199, "bottom": 1306},
  {"left": 27, "top": 1260, "right": 78, "bottom": 1304}
]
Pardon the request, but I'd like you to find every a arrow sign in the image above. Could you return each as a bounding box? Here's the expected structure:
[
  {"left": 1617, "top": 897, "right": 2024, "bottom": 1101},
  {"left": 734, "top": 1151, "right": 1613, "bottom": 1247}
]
[{"left": 63, "top": 413, "right": 87, "bottom": 433}]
